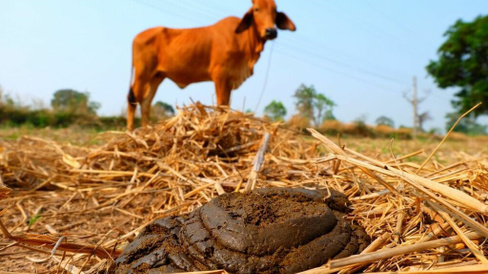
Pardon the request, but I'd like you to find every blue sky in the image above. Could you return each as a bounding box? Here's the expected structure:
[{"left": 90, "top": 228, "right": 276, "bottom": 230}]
[{"left": 1, "top": 0, "right": 487, "bottom": 131}]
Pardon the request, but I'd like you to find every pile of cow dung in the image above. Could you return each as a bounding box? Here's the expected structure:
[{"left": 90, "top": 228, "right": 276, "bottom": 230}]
[
  {"left": 1, "top": 104, "right": 488, "bottom": 273},
  {"left": 113, "top": 188, "right": 370, "bottom": 273}
]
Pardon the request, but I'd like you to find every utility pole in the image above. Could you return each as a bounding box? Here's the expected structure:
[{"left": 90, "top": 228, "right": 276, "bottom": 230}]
[{"left": 404, "top": 76, "right": 429, "bottom": 139}]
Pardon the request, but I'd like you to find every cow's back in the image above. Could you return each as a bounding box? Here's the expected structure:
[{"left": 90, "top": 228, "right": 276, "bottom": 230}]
[
  {"left": 132, "top": 17, "right": 256, "bottom": 89},
  {"left": 133, "top": 17, "right": 240, "bottom": 88}
]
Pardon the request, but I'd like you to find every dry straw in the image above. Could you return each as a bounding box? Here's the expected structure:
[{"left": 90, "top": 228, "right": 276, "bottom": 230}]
[{"left": 0, "top": 104, "right": 487, "bottom": 273}]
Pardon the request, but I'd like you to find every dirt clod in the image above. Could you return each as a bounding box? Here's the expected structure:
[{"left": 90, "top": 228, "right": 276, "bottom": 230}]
[{"left": 112, "top": 187, "right": 370, "bottom": 273}]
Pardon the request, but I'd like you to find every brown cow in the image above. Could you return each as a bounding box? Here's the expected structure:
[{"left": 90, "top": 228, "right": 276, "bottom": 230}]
[{"left": 126, "top": 0, "right": 295, "bottom": 130}]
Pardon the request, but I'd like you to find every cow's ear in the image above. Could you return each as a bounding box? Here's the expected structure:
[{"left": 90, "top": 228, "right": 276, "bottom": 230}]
[
  {"left": 276, "top": 12, "right": 296, "bottom": 31},
  {"left": 235, "top": 9, "right": 254, "bottom": 34}
]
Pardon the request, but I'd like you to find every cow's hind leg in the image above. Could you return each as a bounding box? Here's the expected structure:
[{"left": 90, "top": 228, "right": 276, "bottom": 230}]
[
  {"left": 127, "top": 69, "right": 149, "bottom": 131},
  {"left": 140, "top": 73, "right": 165, "bottom": 127},
  {"left": 127, "top": 87, "right": 138, "bottom": 131}
]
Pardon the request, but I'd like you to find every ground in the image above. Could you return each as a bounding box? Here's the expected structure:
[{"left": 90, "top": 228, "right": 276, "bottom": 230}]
[{"left": 1, "top": 108, "right": 487, "bottom": 273}]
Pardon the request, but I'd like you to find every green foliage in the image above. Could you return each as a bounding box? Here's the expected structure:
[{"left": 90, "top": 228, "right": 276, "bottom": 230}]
[
  {"left": 375, "top": 115, "right": 395, "bottom": 127},
  {"left": 264, "top": 100, "right": 287, "bottom": 121},
  {"left": 322, "top": 109, "right": 336, "bottom": 121},
  {"left": 28, "top": 214, "right": 42, "bottom": 227},
  {"left": 418, "top": 111, "right": 432, "bottom": 132},
  {"left": 0, "top": 89, "right": 16, "bottom": 108},
  {"left": 293, "top": 84, "right": 336, "bottom": 126},
  {"left": 428, "top": 128, "right": 442, "bottom": 135},
  {"left": 0, "top": 88, "right": 48, "bottom": 126},
  {"left": 445, "top": 112, "right": 487, "bottom": 135},
  {"left": 426, "top": 15, "right": 488, "bottom": 115},
  {"left": 0, "top": 87, "right": 122, "bottom": 129},
  {"left": 293, "top": 84, "right": 315, "bottom": 120},
  {"left": 97, "top": 116, "right": 129, "bottom": 129},
  {"left": 51, "top": 89, "right": 100, "bottom": 115},
  {"left": 152, "top": 101, "right": 175, "bottom": 120},
  {"left": 314, "top": 93, "right": 336, "bottom": 124},
  {"left": 26, "top": 110, "right": 55, "bottom": 127},
  {"left": 353, "top": 115, "right": 374, "bottom": 137}
]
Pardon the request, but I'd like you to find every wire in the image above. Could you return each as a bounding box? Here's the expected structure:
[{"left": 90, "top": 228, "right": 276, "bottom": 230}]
[
  {"left": 277, "top": 39, "right": 407, "bottom": 85},
  {"left": 362, "top": 0, "right": 414, "bottom": 34},
  {"left": 254, "top": 41, "right": 275, "bottom": 113},
  {"left": 130, "top": 0, "right": 202, "bottom": 25},
  {"left": 169, "top": 0, "right": 220, "bottom": 21},
  {"left": 280, "top": 35, "right": 410, "bottom": 78},
  {"left": 178, "top": 0, "right": 225, "bottom": 19},
  {"left": 129, "top": 0, "right": 419, "bottom": 97},
  {"left": 131, "top": 0, "right": 412, "bottom": 86},
  {"left": 273, "top": 47, "right": 402, "bottom": 93}
]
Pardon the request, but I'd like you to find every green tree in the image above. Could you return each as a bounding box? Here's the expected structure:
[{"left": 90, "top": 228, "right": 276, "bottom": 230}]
[
  {"left": 445, "top": 112, "right": 487, "bottom": 135},
  {"left": 314, "top": 93, "right": 336, "bottom": 125},
  {"left": 51, "top": 89, "right": 100, "bottom": 115},
  {"left": 322, "top": 109, "right": 336, "bottom": 121},
  {"left": 264, "top": 100, "right": 287, "bottom": 121},
  {"left": 293, "top": 84, "right": 336, "bottom": 126},
  {"left": 426, "top": 15, "right": 488, "bottom": 116},
  {"left": 152, "top": 101, "right": 175, "bottom": 118},
  {"left": 0, "top": 87, "right": 15, "bottom": 108},
  {"left": 375, "top": 116, "right": 395, "bottom": 128},
  {"left": 293, "top": 84, "right": 315, "bottom": 121},
  {"left": 418, "top": 111, "right": 432, "bottom": 132}
]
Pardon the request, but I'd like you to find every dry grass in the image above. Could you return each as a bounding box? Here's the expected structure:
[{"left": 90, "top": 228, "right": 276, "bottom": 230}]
[{"left": 0, "top": 104, "right": 488, "bottom": 273}]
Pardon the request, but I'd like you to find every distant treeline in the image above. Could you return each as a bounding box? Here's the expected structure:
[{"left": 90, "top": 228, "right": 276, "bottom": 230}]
[
  {"left": 0, "top": 107, "right": 128, "bottom": 129},
  {"left": 1, "top": 86, "right": 486, "bottom": 137},
  {"left": 0, "top": 89, "right": 129, "bottom": 130}
]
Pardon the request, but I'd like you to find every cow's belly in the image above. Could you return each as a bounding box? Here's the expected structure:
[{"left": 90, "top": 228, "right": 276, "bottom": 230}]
[
  {"left": 164, "top": 57, "right": 254, "bottom": 90},
  {"left": 166, "top": 69, "right": 212, "bottom": 89}
]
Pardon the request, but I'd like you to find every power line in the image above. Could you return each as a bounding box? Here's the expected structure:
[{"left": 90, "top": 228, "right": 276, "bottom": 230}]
[
  {"left": 312, "top": 0, "right": 421, "bottom": 59},
  {"left": 129, "top": 0, "right": 419, "bottom": 97},
  {"left": 130, "top": 0, "right": 203, "bottom": 25},
  {"left": 206, "top": 0, "right": 243, "bottom": 15},
  {"left": 280, "top": 34, "right": 411, "bottom": 78},
  {"left": 178, "top": 0, "right": 226, "bottom": 19},
  {"left": 313, "top": 0, "right": 403, "bottom": 41},
  {"left": 362, "top": 0, "right": 414, "bottom": 34},
  {"left": 131, "top": 0, "right": 412, "bottom": 86},
  {"left": 277, "top": 39, "right": 408, "bottom": 85},
  {"left": 169, "top": 0, "right": 220, "bottom": 22},
  {"left": 273, "top": 48, "right": 401, "bottom": 93},
  {"left": 254, "top": 41, "right": 275, "bottom": 113}
]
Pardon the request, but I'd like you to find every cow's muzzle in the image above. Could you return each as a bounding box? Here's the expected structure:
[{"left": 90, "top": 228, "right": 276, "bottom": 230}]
[{"left": 265, "top": 28, "right": 278, "bottom": 40}]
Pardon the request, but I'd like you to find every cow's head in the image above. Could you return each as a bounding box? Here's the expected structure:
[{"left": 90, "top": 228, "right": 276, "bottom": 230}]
[{"left": 235, "top": 0, "right": 296, "bottom": 40}]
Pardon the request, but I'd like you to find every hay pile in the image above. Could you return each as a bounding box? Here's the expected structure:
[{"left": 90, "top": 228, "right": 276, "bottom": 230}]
[{"left": 1, "top": 104, "right": 488, "bottom": 273}]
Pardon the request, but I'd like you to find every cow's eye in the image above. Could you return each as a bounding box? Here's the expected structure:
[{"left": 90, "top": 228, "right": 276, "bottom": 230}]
[{"left": 254, "top": 8, "right": 259, "bottom": 12}]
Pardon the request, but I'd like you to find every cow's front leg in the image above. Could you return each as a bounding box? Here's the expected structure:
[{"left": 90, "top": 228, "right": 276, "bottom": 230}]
[
  {"left": 140, "top": 97, "right": 152, "bottom": 128},
  {"left": 214, "top": 78, "right": 232, "bottom": 106},
  {"left": 140, "top": 75, "right": 165, "bottom": 127}
]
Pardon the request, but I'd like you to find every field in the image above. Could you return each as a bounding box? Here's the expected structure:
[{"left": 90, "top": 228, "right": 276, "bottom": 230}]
[{"left": 1, "top": 105, "right": 488, "bottom": 273}]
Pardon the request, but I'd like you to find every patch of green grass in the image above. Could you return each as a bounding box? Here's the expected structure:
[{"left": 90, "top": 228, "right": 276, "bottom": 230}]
[
  {"left": 28, "top": 214, "right": 42, "bottom": 228},
  {"left": 0, "top": 126, "right": 107, "bottom": 146}
]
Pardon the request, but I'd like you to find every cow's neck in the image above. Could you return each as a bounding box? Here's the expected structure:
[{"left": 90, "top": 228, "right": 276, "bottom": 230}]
[
  {"left": 247, "top": 28, "right": 265, "bottom": 54},
  {"left": 244, "top": 26, "right": 266, "bottom": 67}
]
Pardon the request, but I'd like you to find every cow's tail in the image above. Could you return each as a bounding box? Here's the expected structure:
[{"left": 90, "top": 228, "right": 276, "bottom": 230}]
[
  {"left": 128, "top": 65, "right": 137, "bottom": 105},
  {"left": 128, "top": 87, "right": 136, "bottom": 105}
]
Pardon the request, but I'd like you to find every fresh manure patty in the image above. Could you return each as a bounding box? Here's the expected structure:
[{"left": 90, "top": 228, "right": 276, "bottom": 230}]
[{"left": 112, "top": 187, "right": 370, "bottom": 273}]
